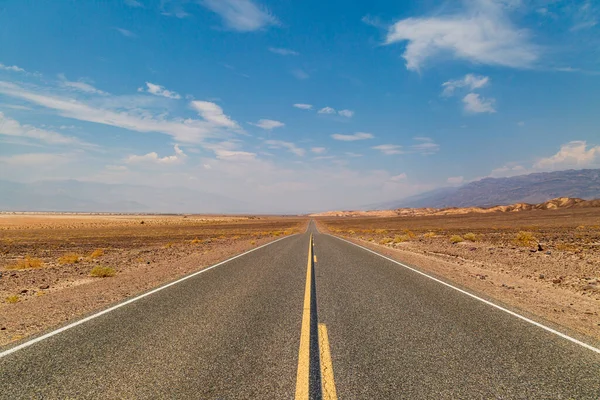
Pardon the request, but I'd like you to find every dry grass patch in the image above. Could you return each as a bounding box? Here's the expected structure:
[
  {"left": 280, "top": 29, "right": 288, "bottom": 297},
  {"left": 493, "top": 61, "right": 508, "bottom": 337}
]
[
  {"left": 423, "top": 232, "right": 437, "bottom": 238},
  {"left": 6, "top": 256, "right": 44, "bottom": 270},
  {"left": 464, "top": 233, "right": 478, "bottom": 242},
  {"left": 90, "top": 266, "right": 116, "bottom": 277},
  {"left": 393, "top": 235, "right": 411, "bottom": 243},
  {"left": 5, "top": 295, "right": 20, "bottom": 304},
  {"left": 190, "top": 237, "right": 202, "bottom": 244},
  {"left": 514, "top": 231, "right": 537, "bottom": 247},
  {"left": 379, "top": 237, "right": 393, "bottom": 245},
  {"left": 450, "top": 235, "right": 464, "bottom": 244},
  {"left": 58, "top": 253, "right": 81, "bottom": 264},
  {"left": 89, "top": 249, "right": 104, "bottom": 259}
]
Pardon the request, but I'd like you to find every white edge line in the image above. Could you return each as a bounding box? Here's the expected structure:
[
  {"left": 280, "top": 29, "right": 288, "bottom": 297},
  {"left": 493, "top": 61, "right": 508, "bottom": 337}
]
[
  {"left": 0, "top": 233, "right": 301, "bottom": 359},
  {"left": 327, "top": 233, "right": 600, "bottom": 355}
]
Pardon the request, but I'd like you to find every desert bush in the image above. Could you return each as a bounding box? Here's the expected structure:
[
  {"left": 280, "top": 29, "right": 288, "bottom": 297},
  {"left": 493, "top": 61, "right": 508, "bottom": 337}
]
[
  {"left": 514, "top": 231, "right": 537, "bottom": 247},
  {"left": 58, "top": 253, "right": 81, "bottom": 265},
  {"left": 379, "top": 237, "right": 393, "bottom": 245},
  {"left": 403, "top": 229, "right": 416, "bottom": 239},
  {"left": 90, "top": 266, "right": 116, "bottom": 277},
  {"left": 164, "top": 242, "right": 174, "bottom": 249},
  {"left": 463, "top": 233, "right": 478, "bottom": 242},
  {"left": 5, "top": 295, "right": 19, "bottom": 304},
  {"left": 250, "top": 240, "right": 256, "bottom": 245},
  {"left": 374, "top": 229, "right": 388, "bottom": 235},
  {"left": 393, "top": 235, "right": 411, "bottom": 243},
  {"left": 450, "top": 235, "right": 464, "bottom": 244},
  {"left": 6, "top": 256, "right": 44, "bottom": 270},
  {"left": 89, "top": 249, "right": 104, "bottom": 259},
  {"left": 423, "top": 232, "right": 436, "bottom": 238}
]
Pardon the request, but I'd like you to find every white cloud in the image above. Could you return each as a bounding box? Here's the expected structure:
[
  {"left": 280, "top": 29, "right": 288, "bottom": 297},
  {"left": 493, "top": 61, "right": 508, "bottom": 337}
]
[
  {"left": 269, "top": 47, "right": 299, "bottom": 56},
  {"left": 0, "top": 81, "right": 241, "bottom": 143},
  {"left": 533, "top": 140, "right": 600, "bottom": 170},
  {"left": 291, "top": 69, "right": 309, "bottom": 80},
  {"left": 410, "top": 138, "right": 440, "bottom": 154},
  {"left": 384, "top": 0, "right": 538, "bottom": 71},
  {"left": 331, "top": 132, "right": 374, "bottom": 141},
  {"left": 127, "top": 144, "right": 186, "bottom": 165},
  {"left": 311, "top": 147, "right": 326, "bottom": 154},
  {"left": 447, "top": 176, "right": 464, "bottom": 184},
  {"left": 338, "top": 109, "right": 354, "bottom": 118},
  {"left": 372, "top": 144, "right": 404, "bottom": 155},
  {"left": 115, "top": 28, "right": 136, "bottom": 38},
  {"left": 202, "top": 0, "right": 278, "bottom": 32},
  {"left": 139, "top": 82, "right": 181, "bottom": 99},
  {"left": 293, "top": 103, "right": 313, "bottom": 110},
  {"left": 214, "top": 149, "right": 257, "bottom": 161},
  {"left": 463, "top": 93, "right": 496, "bottom": 113},
  {"left": 390, "top": 173, "right": 407, "bottom": 181},
  {"left": 264, "top": 140, "right": 305, "bottom": 156},
  {"left": 345, "top": 152, "right": 363, "bottom": 157},
  {"left": 124, "top": 0, "right": 143, "bottom": 7},
  {"left": 318, "top": 107, "right": 336, "bottom": 114},
  {"left": 190, "top": 100, "right": 239, "bottom": 129},
  {"left": 249, "top": 119, "right": 284, "bottom": 130},
  {"left": 489, "top": 164, "right": 526, "bottom": 178},
  {"left": 442, "top": 74, "right": 489, "bottom": 96},
  {"left": 58, "top": 74, "right": 108, "bottom": 95},
  {"left": 0, "top": 112, "right": 92, "bottom": 147},
  {"left": 0, "top": 63, "right": 25, "bottom": 73}
]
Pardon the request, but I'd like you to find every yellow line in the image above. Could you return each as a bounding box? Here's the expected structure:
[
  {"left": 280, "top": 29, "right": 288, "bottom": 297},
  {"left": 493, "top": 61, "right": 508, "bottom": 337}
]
[
  {"left": 319, "top": 323, "right": 338, "bottom": 400},
  {"left": 314, "top": 255, "right": 317, "bottom": 263},
  {"left": 295, "top": 234, "right": 313, "bottom": 400}
]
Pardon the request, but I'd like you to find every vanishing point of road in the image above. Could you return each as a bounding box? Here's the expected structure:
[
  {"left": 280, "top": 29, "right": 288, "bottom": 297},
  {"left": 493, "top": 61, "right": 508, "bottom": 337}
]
[{"left": 1, "top": 221, "right": 599, "bottom": 399}]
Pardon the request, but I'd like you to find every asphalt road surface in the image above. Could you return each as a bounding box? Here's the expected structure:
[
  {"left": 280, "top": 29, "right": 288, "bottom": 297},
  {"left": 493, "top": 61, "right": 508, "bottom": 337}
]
[{"left": 1, "top": 222, "right": 599, "bottom": 399}]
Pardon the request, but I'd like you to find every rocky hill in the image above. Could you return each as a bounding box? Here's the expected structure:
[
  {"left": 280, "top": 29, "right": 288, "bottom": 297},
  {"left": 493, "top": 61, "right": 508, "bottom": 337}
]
[{"left": 385, "top": 169, "right": 600, "bottom": 209}]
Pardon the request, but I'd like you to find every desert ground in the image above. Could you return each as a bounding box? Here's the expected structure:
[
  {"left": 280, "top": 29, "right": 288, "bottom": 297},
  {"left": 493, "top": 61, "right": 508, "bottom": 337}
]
[
  {"left": 0, "top": 213, "right": 307, "bottom": 347},
  {"left": 316, "top": 207, "right": 600, "bottom": 342}
]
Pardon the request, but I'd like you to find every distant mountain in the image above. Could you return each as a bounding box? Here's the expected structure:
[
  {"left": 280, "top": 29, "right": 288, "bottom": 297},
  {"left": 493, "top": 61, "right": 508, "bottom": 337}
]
[
  {"left": 382, "top": 169, "right": 600, "bottom": 209},
  {"left": 0, "top": 180, "right": 248, "bottom": 213}
]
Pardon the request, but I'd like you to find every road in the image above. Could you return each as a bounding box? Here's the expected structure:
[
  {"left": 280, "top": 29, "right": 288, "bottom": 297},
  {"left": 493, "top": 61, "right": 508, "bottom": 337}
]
[{"left": 1, "top": 222, "right": 599, "bottom": 399}]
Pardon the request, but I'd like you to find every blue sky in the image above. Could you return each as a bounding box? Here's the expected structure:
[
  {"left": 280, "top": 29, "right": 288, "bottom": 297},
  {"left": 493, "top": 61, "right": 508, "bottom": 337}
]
[{"left": 1, "top": 0, "right": 599, "bottom": 212}]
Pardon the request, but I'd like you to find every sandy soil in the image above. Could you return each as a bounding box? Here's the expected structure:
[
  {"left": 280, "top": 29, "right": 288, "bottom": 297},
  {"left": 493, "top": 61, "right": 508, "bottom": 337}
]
[
  {"left": 0, "top": 214, "right": 307, "bottom": 347},
  {"left": 316, "top": 208, "right": 600, "bottom": 343}
]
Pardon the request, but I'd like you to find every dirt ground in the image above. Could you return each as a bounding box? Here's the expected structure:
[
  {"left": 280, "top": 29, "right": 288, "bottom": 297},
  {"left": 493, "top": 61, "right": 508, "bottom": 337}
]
[
  {"left": 316, "top": 208, "right": 600, "bottom": 343},
  {"left": 0, "top": 214, "right": 307, "bottom": 347}
]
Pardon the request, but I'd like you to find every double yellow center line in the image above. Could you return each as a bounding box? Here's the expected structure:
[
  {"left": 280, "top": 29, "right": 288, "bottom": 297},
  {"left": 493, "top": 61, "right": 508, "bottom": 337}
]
[{"left": 295, "top": 234, "right": 337, "bottom": 400}]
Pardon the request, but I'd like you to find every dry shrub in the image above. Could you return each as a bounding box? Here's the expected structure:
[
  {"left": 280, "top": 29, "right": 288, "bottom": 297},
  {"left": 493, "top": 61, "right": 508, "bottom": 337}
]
[
  {"left": 190, "top": 238, "right": 201, "bottom": 244},
  {"left": 463, "top": 233, "right": 478, "bottom": 242},
  {"left": 423, "top": 232, "right": 436, "bottom": 238},
  {"left": 90, "top": 266, "right": 116, "bottom": 277},
  {"left": 6, "top": 256, "right": 44, "bottom": 270},
  {"left": 5, "top": 295, "right": 20, "bottom": 304},
  {"left": 393, "top": 235, "right": 411, "bottom": 243},
  {"left": 164, "top": 242, "right": 174, "bottom": 249},
  {"left": 89, "top": 249, "right": 104, "bottom": 259},
  {"left": 58, "top": 253, "right": 81, "bottom": 265},
  {"left": 403, "top": 229, "right": 416, "bottom": 239},
  {"left": 379, "top": 237, "right": 393, "bottom": 245},
  {"left": 250, "top": 240, "right": 256, "bottom": 245},
  {"left": 514, "top": 231, "right": 537, "bottom": 247},
  {"left": 450, "top": 235, "right": 464, "bottom": 244},
  {"left": 375, "top": 229, "right": 388, "bottom": 235}
]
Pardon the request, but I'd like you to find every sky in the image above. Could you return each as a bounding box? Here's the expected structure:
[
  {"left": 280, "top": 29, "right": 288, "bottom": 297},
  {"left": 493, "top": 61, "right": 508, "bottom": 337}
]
[{"left": 0, "top": 0, "right": 599, "bottom": 212}]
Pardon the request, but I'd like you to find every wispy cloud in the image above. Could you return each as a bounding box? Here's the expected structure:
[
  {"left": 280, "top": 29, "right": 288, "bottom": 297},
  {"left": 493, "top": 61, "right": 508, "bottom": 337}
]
[
  {"left": 202, "top": 0, "right": 278, "bottom": 32},
  {"left": 0, "top": 81, "right": 242, "bottom": 143},
  {"left": 293, "top": 103, "right": 312, "bottom": 110},
  {"left": 410, "top": 137, "right": 439, "bottom": 154},
  {"left": 442, "top": 74, "right": 489, "bottom": 97},
  {"left": 124, "top": 0, "right": 143, "bottom": 7},
  {"left": 311, "top": 147, "right": 326, "bottom": 154},
  {"left": 127, "top": 144, "right": 186, "bottom": 165},
  {"left": 58, "top": 74, "right": 108, "bottom": 95},
  {"left": 331, "top": 132, "right": 374, "bottom": 141},
  {"left": 463, "top": 93, "right": 496, "bottom": 113},
  {"left": 0, "top": 152, "right": 73, "bottom": 166},
  {"left": 0, "top": 112, "right": 94, "bottom": 147},
  {"left": 383, "top": 0, "right": 538, "bottom": 71},
  {"left": 138, "top": 82, "right": 181, "bottom": 99},
  {"left": 318, "top": 106, "right": 336, "bottom": 114},
  {"left": 264, "top": 140, "right": 305, "bottom": 156},
  {"left": 291, "top": 69, "right": 309, "bottom": 80},
  {"left": 0, "top": 62, "right": 25, "bottom": 73},
  {"left": 338, "top": 109, "right": 354, "bottom": 118},
  {"left": 269, "top": 47, "right": 299, "bottom": 56},
  {"left": 372, "top": 144, "right": 403, "bottom": 155},
  {"left": 115, "top": 28, "right": 137, "bottom": 38},
  {"left": 249, "top": 119, "right": 284, "bottom": 130}
]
